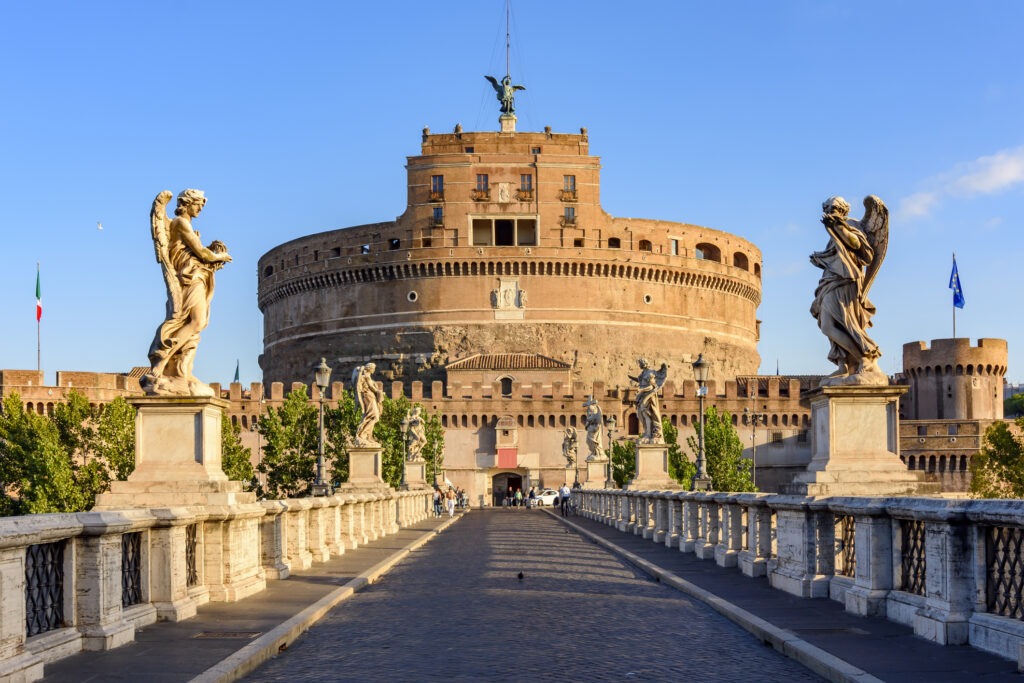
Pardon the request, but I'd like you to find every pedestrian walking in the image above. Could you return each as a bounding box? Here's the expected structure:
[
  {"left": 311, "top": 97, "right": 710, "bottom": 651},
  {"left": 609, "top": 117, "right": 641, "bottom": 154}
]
[
  {"left": 559, "top": 482, "right": 572, "bottom": 516},
  {"left": 432, "top": 487, "right": 442, "bottom": 518},
  {"left": 445, "top": 487, "right": 456, "bottom": 518},
  {"left": 514, "top": 488, "right": 523, "bottom": 509},
  {"left": 528, "top": 487, "right": 536, "bottom": 510}
]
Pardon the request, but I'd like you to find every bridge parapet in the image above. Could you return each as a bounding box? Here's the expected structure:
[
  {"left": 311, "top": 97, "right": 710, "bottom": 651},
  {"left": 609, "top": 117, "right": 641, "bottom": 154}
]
[
  {"left": 574, "top": 488, "right": 1024, "bottom": 669},
  {"left": 0, "top": 488, "right": 432, "bottom": 681}
]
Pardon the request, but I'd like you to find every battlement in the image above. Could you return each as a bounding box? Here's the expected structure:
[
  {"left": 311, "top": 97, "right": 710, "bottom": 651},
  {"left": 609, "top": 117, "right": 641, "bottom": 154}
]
[{"left": 903, "top": 338, "right": 1008, "bottom": 376}]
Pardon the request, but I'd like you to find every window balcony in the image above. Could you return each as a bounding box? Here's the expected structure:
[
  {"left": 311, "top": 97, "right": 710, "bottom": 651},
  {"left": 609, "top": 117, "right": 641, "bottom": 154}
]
[
  {"left": 429, "top": 190, "right": 445, "bottom": 202},
  {"left": 559, "top": 216, "right": 577, "bottom": 227},
  {"left": 430, "top": 217, "right": 445, "bottom": 228},
  {"left": 515, "top": 189, "right": 534, "bottom": 201},
  {"left": 559, "top": 189, "right": 578, "bottom": 202},
  {"left": 471, "top": 188, "right": 491, "bottom": 201}
]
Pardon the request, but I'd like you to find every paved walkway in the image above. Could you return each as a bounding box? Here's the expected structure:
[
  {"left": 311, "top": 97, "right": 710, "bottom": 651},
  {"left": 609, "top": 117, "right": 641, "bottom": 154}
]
[{"left": 38, "top": 507, "right": 1022, "bottom": 682}]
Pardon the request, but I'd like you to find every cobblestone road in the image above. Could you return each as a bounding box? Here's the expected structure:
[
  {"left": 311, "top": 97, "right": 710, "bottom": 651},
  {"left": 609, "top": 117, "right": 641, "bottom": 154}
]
[{"left": 244, "top": 509, "right": 824, "bottom": 682}]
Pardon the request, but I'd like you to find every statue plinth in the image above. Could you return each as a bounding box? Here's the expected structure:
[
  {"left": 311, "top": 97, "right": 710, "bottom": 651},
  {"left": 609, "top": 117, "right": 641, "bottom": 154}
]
[
  {"left": 338, "top": 446, "right": 388, "bottom": 492},
  {"left": 624, "top": 442, "right": 680, "bottom": 491},
  {"left": 499, "top": 114, "right": 516, "bottom": 133},
  {"left": 95, "top": 396, "right": 256, "bottom": 508},
  {"left": 402, "top": 461, "right": 428, "bottom": 490},
  {"left": 584, "top": 458, "right": 609, "bottom": 488},
  {"left": 783, "top": 385, "right": 936, "bottom": 496}
]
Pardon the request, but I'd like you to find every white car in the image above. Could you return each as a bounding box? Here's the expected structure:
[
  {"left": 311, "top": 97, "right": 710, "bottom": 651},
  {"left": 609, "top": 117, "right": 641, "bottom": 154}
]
[{"left": 535, "top": 489, "right": 559, "bottom": 506}]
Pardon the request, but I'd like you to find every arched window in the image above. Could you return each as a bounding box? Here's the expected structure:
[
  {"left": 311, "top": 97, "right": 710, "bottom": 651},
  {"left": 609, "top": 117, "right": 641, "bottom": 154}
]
[
  {"left": 638, "top": 239, "right": 653, "bottom": 252},
  {"left": 499, "top": 376, "right": 513, "bottom": 397},
  {"left": 695, "top": 243, "right": 721, "bottom": 262},
  {"left": 608, "top": 237, "right": 621, "bottom": 249},
  {"left": 733, "top": 252, "right": 749, "bottom": 270}
]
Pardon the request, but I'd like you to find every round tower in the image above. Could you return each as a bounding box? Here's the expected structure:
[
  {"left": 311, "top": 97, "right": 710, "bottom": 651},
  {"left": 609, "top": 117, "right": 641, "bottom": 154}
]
[
  {"left": 257, "top": 126, "right": 762, "bottom": 386},
  {"left": 902, "top": 338, "right": 1007, "bottom": 420}
]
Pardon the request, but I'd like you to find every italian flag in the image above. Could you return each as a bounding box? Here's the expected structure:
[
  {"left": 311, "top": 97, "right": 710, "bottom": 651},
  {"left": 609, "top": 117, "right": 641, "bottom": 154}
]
[{"left": 35, "top": 267, "right": 41, "bottom": 322}]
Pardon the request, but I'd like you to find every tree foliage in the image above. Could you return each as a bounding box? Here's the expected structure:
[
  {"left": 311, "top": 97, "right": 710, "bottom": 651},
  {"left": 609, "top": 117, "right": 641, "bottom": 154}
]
[
  {"left": 663, "top": 417, "right": 696, "bottom": 486},
  {"left": 610, "top": 438, "right": 635, "bottom": 488},
  {"left": 255, "top": 385, "right": 319, "bottom": 499},
  {"left": 1004, "top": 394, "right": 1024, "bottom": 419},
  {"left": 221, "top": 414, "right": 255, "bottom": 485},
  {"left": 0, "top": 391, "right": 136, "bottom": 515},
  {"left": 686, "top": 406, "right": 756, "bottom": 492},
  {"left": 970, "top": 418, "right": 1024, "bottom": 498}
]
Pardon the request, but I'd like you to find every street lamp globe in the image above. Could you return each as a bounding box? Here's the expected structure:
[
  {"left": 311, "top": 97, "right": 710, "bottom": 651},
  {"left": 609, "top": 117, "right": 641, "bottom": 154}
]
[
  {"left": 691, "top": 353, "right": 712, "bottom": 491},
  {"left": 314, "top": 358, "right": 332, "bottom": 395},
  {"left": 311, "top": 358, "right": 332, "bottom": 496}
]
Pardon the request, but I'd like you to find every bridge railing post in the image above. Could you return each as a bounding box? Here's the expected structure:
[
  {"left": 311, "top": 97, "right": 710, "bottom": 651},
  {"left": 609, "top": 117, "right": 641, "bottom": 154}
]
[
  {"left": 260, "top": 501, "right": 289, "bottom": 579},
  {"left": 737, "top": 493, "right": 772, "bottom": 577}
]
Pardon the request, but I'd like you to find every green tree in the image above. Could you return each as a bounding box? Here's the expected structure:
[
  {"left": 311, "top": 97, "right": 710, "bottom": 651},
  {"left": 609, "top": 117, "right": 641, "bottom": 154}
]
[
  {"left": 325, "top": 388, "right": 361, "bottom": 486},
  {"left": 221, "top": 414, "right": 255, "bottom": 485},
  {"left": 970, "top": 418, "right": 1024, "bottom": 498},
  {"left": 0, "top": 394, "right": 92, "bottom": 514},
  {"left": 377, "top": 395, "right": 411, "bottom": 488},
  {"left": 1004, "top": 394, "right": 1024, "bottom": 419},
  {"left": 663, "top": 417, "right": 696, "bottom": 486},
  {"left": 687, "top": 406, "right": 756, "bottom": 492},
  {"left": 610, "top": 438, "right": 635, "bottom": 488},
  {"left": 255, "top": 386, "right": 318, "bottom": 499},
  {"left": 94, "top": 397, "right": 136, "bottom": 481}
]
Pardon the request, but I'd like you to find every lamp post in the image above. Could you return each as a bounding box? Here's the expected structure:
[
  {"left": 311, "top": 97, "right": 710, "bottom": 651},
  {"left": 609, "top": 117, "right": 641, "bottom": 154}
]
[
  {"left": 692, "top": 353, "right": 712, "bottom": 491},
  {"left": 311, "top": 358, "right": 332, "bottom": 496},
  {"left": 605, "top": 415, "right": 617, "bottom": 489},
  {"left": 744, "top": 407, "right": 764, "bottom": 489},
  {"left": 400, "top": 413, "right": 410, "bottom": 490}
]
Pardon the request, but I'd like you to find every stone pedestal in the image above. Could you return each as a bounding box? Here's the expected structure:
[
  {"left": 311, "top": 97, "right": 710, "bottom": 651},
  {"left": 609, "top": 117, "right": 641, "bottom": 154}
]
[
  {"left": 338, "top": 446, "right": 388, "bottom": 492},
  {"left": 783, "top": 385, "right": 934, "bottom": 496},
  {"left": 402, "top": 461, "right": 428, "bottom": 490},
  {"left": 583, "top": 459, "right": 608, "bottom": 488},
  {"left": 499, "top": 114, "right": 516, "bottom": 133},
  {"left": 625, "top": 443, "right": 679, "bottom": 491},
  {"left": 95, "top": 396, "right": 256, "bottom": 508}
]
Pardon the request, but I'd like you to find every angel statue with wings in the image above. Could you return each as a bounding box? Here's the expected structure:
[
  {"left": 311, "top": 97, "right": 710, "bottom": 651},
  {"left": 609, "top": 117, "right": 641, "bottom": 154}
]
[
  {"left": 629, "top": 359, "right": 669, "bottom": 444},
  {"left": 353, "top": 363, "right": 384, "bottom": 447},
  {"left": 810, "top": 195, "right": 890, "bottom": 386},
  {"left": 141, "top": 189, "right": 232, "bottom": 396},
  {"left": 582, "top": 397, "right": 605, "bottom": 461},
  {"left": 485, "top": 74, "right": 525, "bottom": 116},
  {"left": 562, "top": 427, "right": 578, "bottom": 467}
]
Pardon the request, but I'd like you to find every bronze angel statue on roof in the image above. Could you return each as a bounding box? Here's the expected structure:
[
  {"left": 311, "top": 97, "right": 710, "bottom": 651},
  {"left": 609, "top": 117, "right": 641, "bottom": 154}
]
[
  {"left": 141, "top": 189, "right": 231, "bottom": 396},
  {"left": 485, "top": 74, "right": 525, "bottom": 116},
  {"left": 809, "top": 195, "right": 889, "bottom": 386}
]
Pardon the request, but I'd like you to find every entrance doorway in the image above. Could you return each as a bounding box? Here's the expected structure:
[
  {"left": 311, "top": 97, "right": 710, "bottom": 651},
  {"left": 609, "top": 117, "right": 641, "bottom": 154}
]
[{"left": 492, "top": 472, "right": 523, "bottom": 506}]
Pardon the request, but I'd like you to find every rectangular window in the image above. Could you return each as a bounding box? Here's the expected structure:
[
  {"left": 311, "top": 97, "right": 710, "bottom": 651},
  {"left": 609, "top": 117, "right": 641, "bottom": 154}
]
[
  {"left": 476, "top": 174, "right": 489, "bottom": 191},
  {"left": 517, "top": 219, "right": 537, "bottom": 246},
  {"left": 472, "top": 218, "right": 492, "bottom": 246},
  {"left": 464, "top": 146, "right": 474, "bottom": 153},
  {"left": 431, "top": 175, "right": 444, "bottom": 193},
  {"left": 563, "top": 175, "right": 576, "bottom": 192},
  {"left": 770, "top": 431, "right": 783, "bottom": 445},
  {"left": 520, "top": 174, "right": 533, "bottom": 191},
  {"left": 917, "top": 425, "right": 927, "bottom": 436},
  {"left": 432, "top": 207, "right": 443, "bottom": 225},
  {"left": 573, "top": 238, "right": 584, "bottom": 248},
  {"left": 948, "top": 424, "right": 960, "bottom": 436},
  {"left": 670, "top": 239, "right": 679, "bottom": 256},
  {"left": 531, "top": 147, "right": 541, "bottom": 154},
  {"left": 564, "top": 207, "right": 576, "bottom": 220}
]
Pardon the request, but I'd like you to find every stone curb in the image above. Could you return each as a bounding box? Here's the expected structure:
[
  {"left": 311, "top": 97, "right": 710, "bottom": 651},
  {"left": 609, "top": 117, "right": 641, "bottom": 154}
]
[
  {"left": 551, "top": 511, "right": 883, "bottom": 683},
  {"left": 191, "top": 513, "right": 463, "bottom": 683}
]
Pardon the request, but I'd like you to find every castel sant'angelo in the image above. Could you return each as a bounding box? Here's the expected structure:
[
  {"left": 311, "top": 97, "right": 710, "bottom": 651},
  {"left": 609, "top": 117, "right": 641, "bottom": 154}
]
[{"left": 0, "top": 76, "right": 1009, "bottom": 505}]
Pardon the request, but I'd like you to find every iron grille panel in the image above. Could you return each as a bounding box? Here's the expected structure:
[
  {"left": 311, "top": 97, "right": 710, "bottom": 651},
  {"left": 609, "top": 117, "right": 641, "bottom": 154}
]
[
  {"left": 900, "top": 520, "right": 927, "bottom": 596},
  {"left": 835, "top": 515, "right": 856, "bottom": 578},
  {"left": 986, "top": 526, "right": 1024, "bottom": 620},
  {"left": 121, "top": 532, "right": 143, "bottom": 607},
  {"left": 186, "top": 524, "right": 199, "bottom": 588},
  {"left": 25, "top": 540, "right": 65, "bottom": 637}
]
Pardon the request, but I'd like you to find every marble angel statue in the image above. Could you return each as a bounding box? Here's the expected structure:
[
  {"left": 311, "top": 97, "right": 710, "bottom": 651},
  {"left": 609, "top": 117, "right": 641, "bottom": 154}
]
[
  {"left": 582, "top": 398, "right": 605, "bottom": 461},
  {"left": 809, "top": 195, "right": 889, "bottom": 386},
  {"left": 562, "top": 427, "right": 578, "bottom": 467},
  {"left": 141, "top": 189, "right": 231, "bottom": 396},
  {"left": 629, "top": 358, "right": 668, "bottom": 444},
  {"left": 352, "top": 363, "right": 384, "bottom": 447}
]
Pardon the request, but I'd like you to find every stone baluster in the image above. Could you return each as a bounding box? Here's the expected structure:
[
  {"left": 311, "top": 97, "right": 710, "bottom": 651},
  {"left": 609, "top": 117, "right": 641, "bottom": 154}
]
[
  {"left": 259, "top": 501, "right": 290, "bottom": 579},
  {"left": 351, "top": 494, "right": 371, "bottom": 545},
  {"left": 338, "top": 497, "right": 357, "bottom": 549},
  {"left": 637, "top": 494, "right": 652, "bottom": 538},
  {"left": 620, "top": 493, "right": 634, "bottom": 533},
  {"left": 665, "top": 493, "right": 684, "bottom": 548},
  {"left": 282, "top": 498, "right": 314, "bottom": 571},
  {"left": 767, "top": 495, "right": 831, "bottom": 598},
  {"left": 714, "top": 493, "right": 743, "bottom": 569},
  {"left": 653, "top": 493, "right": 669, "bottom": 544},
  {"left": 306, "top": 497, "right": 330, "bottom": 563},
  {"left": 829, "top": 497, "right": 890, "bottom": 616},
  {"left": 680, "top": 494, "right": 700, "bottom": 553},
  {"left": 75, "top": 512, "right": 139, "bottom": 651},
  {"left": 323, "top": 496, "right": 345, "bottom": 557},
  {"left": 737, "top": 493, "right": 772, "bottom": 578},
  {"left": 148, "top": 508, "right": 200, "bottom": 621},
  {"left": 695, "top": 493, "right": 720, "bottom": 560}
]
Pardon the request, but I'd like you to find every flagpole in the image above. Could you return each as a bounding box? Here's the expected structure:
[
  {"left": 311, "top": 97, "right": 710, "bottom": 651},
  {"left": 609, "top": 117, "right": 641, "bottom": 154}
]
[
  {"left": 952, "top": 252, "right": 956, "bottom": 339},
  {"left": 36, "top": 262, "right": 41, "bottom": 375}
]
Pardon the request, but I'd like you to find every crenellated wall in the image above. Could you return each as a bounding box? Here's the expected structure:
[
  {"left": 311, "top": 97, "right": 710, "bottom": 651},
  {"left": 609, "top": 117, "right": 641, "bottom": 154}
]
[{"left": 901, "top": 338, "right": 1007, "bottom": 421}]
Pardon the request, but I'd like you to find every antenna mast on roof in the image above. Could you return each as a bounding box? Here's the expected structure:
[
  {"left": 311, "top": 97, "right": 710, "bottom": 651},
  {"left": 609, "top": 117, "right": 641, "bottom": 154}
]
[
  {"left": 485, "top": 0, "right": 525, "bottom": 129},
  {"left": 505, "top": 0, "right": 511, "bottom": 79}
]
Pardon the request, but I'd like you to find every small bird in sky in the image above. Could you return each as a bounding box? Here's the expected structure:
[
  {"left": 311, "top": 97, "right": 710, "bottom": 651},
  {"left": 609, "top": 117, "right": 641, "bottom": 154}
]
[{"left": 96, "top": 221, "right": 103, "bottom": 231}]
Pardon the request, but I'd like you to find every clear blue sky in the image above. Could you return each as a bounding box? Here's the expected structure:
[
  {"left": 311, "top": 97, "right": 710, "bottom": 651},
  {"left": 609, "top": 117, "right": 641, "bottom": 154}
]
[{"left": 2, "top": 1, "right": 1022, "bottom": 386}]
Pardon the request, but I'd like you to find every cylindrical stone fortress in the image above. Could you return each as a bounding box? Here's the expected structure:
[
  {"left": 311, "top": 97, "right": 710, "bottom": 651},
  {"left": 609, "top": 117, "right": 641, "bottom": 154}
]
[{"left": 258, "top": 126, "right": 762, "bottom": 386}]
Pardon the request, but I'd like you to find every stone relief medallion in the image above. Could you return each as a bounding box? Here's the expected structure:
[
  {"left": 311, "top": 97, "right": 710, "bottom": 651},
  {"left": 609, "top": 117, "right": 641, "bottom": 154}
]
[{"left": 498, "top": 183, "right": 511, "bottom": 203}]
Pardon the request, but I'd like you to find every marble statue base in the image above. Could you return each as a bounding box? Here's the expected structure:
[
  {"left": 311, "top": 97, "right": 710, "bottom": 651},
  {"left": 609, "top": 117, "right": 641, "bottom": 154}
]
[
  {"left": 624, "top": 442, "right": 680, "bottom": 491},
  {"left": 783, "top": 385, "right": 937, "bottom": 496},
  {"left": 338, "top": 446, "right": 388, "bottom": 492},
  {"left": 584, "top": 459, "right": 609, "bottom": 488},
  {"left": 402, "top": 461, "right": 428, "bottom": 490},
  {"left": 95, "top": 396, "right": 256, "bottom": 508}
]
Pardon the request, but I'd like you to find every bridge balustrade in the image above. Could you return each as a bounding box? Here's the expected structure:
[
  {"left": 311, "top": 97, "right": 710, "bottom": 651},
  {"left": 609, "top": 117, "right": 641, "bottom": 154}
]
[
  {"left": 0, "top": 488, "right": 432, "bottom": 680},
  {"left": 575, "top": 488, "right": 1024, "bottom": 667}
]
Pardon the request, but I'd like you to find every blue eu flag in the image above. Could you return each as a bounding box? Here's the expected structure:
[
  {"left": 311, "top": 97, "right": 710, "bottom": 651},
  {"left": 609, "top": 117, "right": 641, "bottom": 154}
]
[{"left": 949, "top": 258, "right": 965, "bottom": 309}]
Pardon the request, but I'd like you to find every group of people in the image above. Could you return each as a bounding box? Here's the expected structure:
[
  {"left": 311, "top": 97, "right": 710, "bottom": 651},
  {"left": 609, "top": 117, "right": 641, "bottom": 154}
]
[
  {"left": 499, "top": 483, "right": 576, "bottom": 515},
  {"left": 432, "top": 486, "right": 467, "bottom": 518}
]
